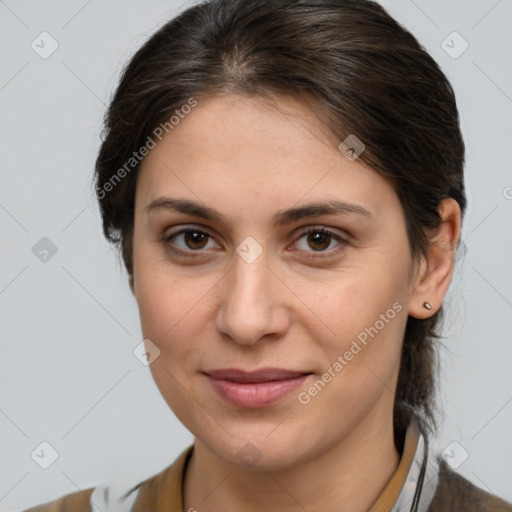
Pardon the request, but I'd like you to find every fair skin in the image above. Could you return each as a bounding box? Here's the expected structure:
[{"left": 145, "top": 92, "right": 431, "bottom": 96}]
[{"left": 130, "top": 93, "right": 461, "bottom": 512}]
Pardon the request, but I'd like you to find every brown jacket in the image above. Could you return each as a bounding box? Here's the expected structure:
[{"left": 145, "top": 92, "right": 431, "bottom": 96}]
[
  {"left": 23, "top": 424, "right": 512, "bottom": 512},
  {"left": 428, "top": 458, "right": 512, "bottom": 511},
  {"left": 22, "top": 454, "right": 512, "bottom": 512}
]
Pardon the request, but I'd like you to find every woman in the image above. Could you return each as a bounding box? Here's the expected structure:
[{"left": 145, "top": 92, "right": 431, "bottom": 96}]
[{"left": 23, "top": 0, "right": 512, "bottom": 510}]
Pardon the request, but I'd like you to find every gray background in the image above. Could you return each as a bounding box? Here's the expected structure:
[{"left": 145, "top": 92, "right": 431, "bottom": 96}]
[{"left": 1, "top": 0, "right": 511, "bottom": 510}]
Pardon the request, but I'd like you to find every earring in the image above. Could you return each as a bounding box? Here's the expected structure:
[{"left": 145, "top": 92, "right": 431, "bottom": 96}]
[{"left": 423, "top": 302, "right": 432, "bottom": 310}]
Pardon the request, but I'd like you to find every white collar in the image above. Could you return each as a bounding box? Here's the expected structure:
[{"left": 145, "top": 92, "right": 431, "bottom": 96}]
[{"left": 391, "top": 428, "right": 440, "bottom": 512}]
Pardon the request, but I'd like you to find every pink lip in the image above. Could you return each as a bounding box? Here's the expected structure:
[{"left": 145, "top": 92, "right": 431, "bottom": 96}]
[{"left": 204, "top": 368, "right": 311, "bottom": 408}]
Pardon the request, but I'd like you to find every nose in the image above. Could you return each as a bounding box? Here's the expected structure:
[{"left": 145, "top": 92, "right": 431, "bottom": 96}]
[{"left": 215, "top": 249, "right": 290, "bottom": 346}]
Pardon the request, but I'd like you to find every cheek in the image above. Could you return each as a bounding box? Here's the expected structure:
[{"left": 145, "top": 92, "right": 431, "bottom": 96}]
[
  {"left": 295, "top": 275, "right": 407, "bottom": 424},
  {"left": 290, "top": 256, "right": 410, "bottom": 408},
  {"left": 134, "top": 239, "right": 202, "bottom": 331},
  {"left": 134, "top": 264, "right": 210, "bottom": 357},
  {"left": 135, "top": 269, "right": 211, "bottom": 423},
  {"left": 293, "top": 262, "right": 409, "bottom": 344}
]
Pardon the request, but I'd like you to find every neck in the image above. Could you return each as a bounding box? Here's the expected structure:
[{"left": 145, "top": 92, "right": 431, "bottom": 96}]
[{"left": 183, "top": 407, "right": 401, "bottom": 512}]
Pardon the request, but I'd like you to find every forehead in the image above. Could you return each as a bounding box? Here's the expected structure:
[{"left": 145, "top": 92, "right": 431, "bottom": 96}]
[
  {"left": 135, "top": 93, "right": 397, "bottom": 221},
  {"left": 142, "top": 93, "right": 339, "bottom": 171}
]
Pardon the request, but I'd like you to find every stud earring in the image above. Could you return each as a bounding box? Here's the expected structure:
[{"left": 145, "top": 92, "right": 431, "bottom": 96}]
[{"left": 423, "top": 302, "right": 432, "bottom": 310}]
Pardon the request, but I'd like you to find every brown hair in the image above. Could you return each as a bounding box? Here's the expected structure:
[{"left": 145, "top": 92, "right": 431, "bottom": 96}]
[{"left": 93, "top": 0, "right": 466, "bottom": 435}]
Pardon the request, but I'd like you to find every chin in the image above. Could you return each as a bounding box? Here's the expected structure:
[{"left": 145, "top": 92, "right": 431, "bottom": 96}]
[{"left": 197, "top": 422, "right": 311, "bottom": 471}]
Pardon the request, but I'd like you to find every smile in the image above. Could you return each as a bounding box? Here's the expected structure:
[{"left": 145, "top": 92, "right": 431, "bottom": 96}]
[{"left": 204, "top": 368, "right": 312, "bottom": 408}]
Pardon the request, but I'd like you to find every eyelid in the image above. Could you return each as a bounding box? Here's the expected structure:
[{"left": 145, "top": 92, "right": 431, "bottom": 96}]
[
  {"left": 162, "top": 224, "right": 217, "bottom": 241},
  {"left": 292, "top": 224, "right": 349, "bottom": 240}
]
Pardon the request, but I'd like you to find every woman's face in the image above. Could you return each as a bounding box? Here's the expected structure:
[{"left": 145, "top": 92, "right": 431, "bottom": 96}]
[{"left": 132, "top": 94, "right": 420, "bottom": 470}]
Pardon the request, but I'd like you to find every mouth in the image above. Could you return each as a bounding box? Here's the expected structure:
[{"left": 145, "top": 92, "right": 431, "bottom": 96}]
[{"left": 203, "top": 368, "right": 312, "bottom": 408}]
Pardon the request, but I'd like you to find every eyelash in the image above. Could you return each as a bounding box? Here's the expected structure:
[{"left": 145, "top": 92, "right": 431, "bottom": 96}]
[{"left": 161, "top": 226, "right": 348, "bottom": 260}]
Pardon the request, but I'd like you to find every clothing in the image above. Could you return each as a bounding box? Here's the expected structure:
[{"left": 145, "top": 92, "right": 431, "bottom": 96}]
[{"left": 23, "top": 418, "right": 512, "bottom": 512}]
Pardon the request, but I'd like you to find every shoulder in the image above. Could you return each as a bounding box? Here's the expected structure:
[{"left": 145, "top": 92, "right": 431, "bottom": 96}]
[
  {"left": 21, "top": 446, "right": 193, "bottom": 512},
  {"left": 429, "top": 457, "right": 512, "bottom": 512},
  {"left": 22, "top": 487, "right": 95, "bottom": 512},
  {"left": 21, "top": 480, "right": 142, "bottom": 512}
]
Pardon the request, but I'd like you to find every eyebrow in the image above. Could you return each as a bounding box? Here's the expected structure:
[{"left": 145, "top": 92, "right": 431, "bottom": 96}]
[{"left": 144, "top": 197, "right": 372, "bottom": 228}]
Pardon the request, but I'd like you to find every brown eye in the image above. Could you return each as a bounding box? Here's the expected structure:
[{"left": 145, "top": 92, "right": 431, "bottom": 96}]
[
  {"left": 307, "top": 231, "right": 331, "bottom": 251},
  {"left": 183, "top": 231, "right": 209, "bottom": 250},
  {"left": 162, "top": 227, "right": 219, "bottom": 256},
  {"left": 293, "top": 227, "right": 348, "bottom": 258}
]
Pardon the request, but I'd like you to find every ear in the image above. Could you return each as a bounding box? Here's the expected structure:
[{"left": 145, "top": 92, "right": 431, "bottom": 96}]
[{"left": 408, "top": 198, "right": 462, "bottom": 319}]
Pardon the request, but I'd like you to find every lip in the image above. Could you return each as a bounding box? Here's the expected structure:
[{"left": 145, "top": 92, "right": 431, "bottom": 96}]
[{"left": 204, "top": 368, "right": 311, "bottom": 408}]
